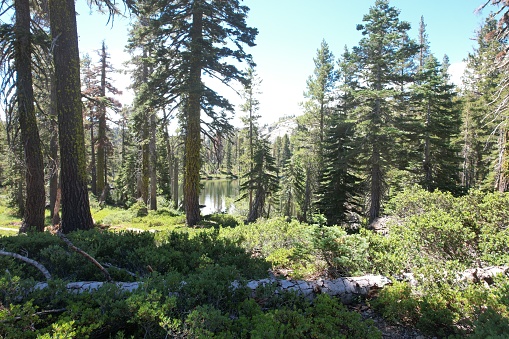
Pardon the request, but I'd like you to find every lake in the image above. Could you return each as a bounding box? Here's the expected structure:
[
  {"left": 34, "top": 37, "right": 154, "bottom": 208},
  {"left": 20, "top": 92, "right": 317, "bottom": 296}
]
[{"left": 199, "top": 179, "right": 239, "bottom": 215}]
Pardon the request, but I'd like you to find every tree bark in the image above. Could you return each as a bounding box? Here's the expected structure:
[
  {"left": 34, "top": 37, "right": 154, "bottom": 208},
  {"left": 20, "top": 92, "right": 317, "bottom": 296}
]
[
  {"left": 96, "top": 42, "right": 108, "bottom": 197},
  {"left": 369, "top": 145, "right": 382, "bottom": 224},
  {"left": 32, "top": 275, "right": 392, "bottom": 304},
  {"left": 149, "top": 111, "right": 157, "bottom": 210},
  {"left": 495, "top": 129, "right": 509, "bottom": 192},
  {"left": 138, "top": 49, "right": 150, "bottom": 205},
  {"left": 184, "top": 2, "right": 204, "bottom": 226},
  {"left": 90, "top": 111, "right": 96, "bottom": 195},
  {"left": 14, "top": 0, "right": 46, "bottom": 232},
  {"left": 173, "top": 155, "right": 179, "bottom": 210},
  {"left": 49, "top": 0, "right": 94, "bottom": 232},
  {"left": 49, "top": 71, "right": 59, "bottom": 218},
  {"left": 423, "top": 102, "right": 432, "bottom": 191}
]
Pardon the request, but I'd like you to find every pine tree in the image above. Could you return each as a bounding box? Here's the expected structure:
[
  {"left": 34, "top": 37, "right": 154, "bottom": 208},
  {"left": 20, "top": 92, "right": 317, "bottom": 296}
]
[
  {"left": 130, "top": 0, "right": 257, "bottom": 226},
  {"left": 461, "top": 18, "right": 504, "bottom": 190},
  {"left": 240, "top": 66, "right": 261, "bottom": 216},
  {"left": 13, "top": 0, "right": 46, "bottom": 231},
  {"left": 304, "top": 39, "right": 336, "bottom": 150},
  {"left": 239, "top": 137, "right": 279, "bottom": 223},
  {"left": 477, "top": 3, "right": 509, "bottom": 191},
  {"left": 278, "top": 156, "right": 304, "bottom": 219},
  {"left": 352, "top": 0, "right": 418, "bottom": 223},
  {"left": 81, "top": 43, "right": 122, "bottom": 202},
  {"left": 316, "top": 48, "right": 362, "bottom": 226},
  {"left": 292, "top": 41, "right": 336, "bottom": 222},
  {"left": 411, "top": 55, "right": 462, "bottom": 194},
  {"left": 47, "top": 0, "right": 130, "bottom": 232}
]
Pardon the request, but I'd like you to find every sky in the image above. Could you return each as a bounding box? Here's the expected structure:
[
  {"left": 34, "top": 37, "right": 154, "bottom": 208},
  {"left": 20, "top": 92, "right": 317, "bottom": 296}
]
[{"left": 75, "top": 0, "right": 489, "bottom": 126}]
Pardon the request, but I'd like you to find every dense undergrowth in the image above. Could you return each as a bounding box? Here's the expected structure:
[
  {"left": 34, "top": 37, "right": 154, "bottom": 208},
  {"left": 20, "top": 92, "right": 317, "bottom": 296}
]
[{"left": 1, "top": 187, "right": 508, "bottom": 337}]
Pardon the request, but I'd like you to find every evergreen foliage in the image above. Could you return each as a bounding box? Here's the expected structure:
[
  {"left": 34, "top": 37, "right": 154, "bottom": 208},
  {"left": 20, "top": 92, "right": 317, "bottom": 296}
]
[
  {"left": 410, "top": 55, "right": 462, "bottom": 194},
  {"left": 461, "top": 18, "right": 506, "bottom": 191},
  {"left": 239, "top": 137, "right": 279, "bottom": 222},
  {"left": 127, "top": 0, "right": 257, "bottom": 226},
  {"left": 351, "top": 0, "right": 419, "bottom": 223}
]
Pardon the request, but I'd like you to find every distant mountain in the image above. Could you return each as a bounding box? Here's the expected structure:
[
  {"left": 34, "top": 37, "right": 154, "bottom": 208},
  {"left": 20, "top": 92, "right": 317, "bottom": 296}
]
[{"left": 261, "top": 115, "right": 297, "bottom": 142}]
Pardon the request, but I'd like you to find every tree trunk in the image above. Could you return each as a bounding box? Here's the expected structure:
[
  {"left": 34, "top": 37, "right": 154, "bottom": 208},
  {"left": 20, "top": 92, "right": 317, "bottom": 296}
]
[
  {"left": 49, "top": 0, "right": 94, "bottom": 232},
  {"left": 49, "top": 71, "right": 59, "bottom": 218},
  {"left": 14, "top": 0, "right": 46, "bottom": 232},
  {"left": 369, "top": 145, "right": 382, "bottom": 224},
  {"left": 149, "top": 111, "right": 157, "bottom": 210},
  {"left": 139, "top": 49, "right": 150, "bottom": 205},
  {"left": 165, "top": 124, "right": 174, "bottom": 203},
  {"left": 303, "top": 164, "right": 312, "bottom": 222},
  {"left": 184, "top": 3, "right": 204, "bottom": 226},
  {"left": 173, "top": 155, "right": 179, "bottom": 210},
  {"left": 96, "top": 42, "right": 107, "bottom": 197},
  {"left": 249, "top": 101, "right": 254, "bottom": 215},
  {"left": 90, "top": 113, "right": 96, "bottom": 196},
  {"left": 32, "top": 275, "right": 392, "bottom": 305},
  {"left": 495, "top": 129, "right": 509, "bottom": 192},
  {"left": 423, "top": 102, "right": 432, "bottom": 191}
]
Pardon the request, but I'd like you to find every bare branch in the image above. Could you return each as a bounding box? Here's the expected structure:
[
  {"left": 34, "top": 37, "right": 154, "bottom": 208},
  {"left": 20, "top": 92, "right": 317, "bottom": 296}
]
[
  {"left": 56, "top": 231, "right": 113, "bottom": 282},
  {"left": 0, "top": 250, "right": 52, "bottom": 280}
]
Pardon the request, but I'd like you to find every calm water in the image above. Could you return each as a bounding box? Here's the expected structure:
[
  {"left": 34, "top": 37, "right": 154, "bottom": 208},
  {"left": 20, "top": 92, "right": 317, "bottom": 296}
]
[{"left": 199, "top": 179, "right": 239, "bottom": 215}]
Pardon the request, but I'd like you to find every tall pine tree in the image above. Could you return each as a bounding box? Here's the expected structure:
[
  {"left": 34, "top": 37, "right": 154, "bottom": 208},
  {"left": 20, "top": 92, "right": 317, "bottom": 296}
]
[
  {"left": 130, "top": 0, "right": 257, "bottom": 226},
  {"left": 316, "top": 47, "right": 362, "bottom": 226},
  {"left": 352, "top": 0, "right": 418, "bottom": 223},
  {"left": 411, "top": 55, "right": 462, "bottom": 193}
]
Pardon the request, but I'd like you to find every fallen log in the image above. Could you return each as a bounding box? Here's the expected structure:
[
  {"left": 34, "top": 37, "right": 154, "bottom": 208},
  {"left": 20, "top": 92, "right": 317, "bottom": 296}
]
[
  {"left": 459, "top": 266, "right": 509, "bottom": 286},
  {"left": 397, "top": 265, "right": 509, "bottom": 287},
  {"left": 17, "top": 266, "right": 509, "bottom": 304},
  {"left": 32, "top": 274, "right": 391, "bottom": 304}
]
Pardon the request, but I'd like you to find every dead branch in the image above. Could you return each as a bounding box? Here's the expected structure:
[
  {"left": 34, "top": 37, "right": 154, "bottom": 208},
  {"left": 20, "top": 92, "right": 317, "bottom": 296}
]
[
  {"left": 0, "top": 250, "right": 52, "bottom": 280},
  {"left": 102, "top": 263, "right": 137, "bottom": 278},
  {"left": 56, "top": 231, "right": 112, "bottom": 282}
]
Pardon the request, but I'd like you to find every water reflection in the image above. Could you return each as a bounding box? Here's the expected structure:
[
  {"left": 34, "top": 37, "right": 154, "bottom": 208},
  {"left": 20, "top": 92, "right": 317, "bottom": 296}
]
[{"left": 199, "top": 179, "right": 239, "bottom": 215}]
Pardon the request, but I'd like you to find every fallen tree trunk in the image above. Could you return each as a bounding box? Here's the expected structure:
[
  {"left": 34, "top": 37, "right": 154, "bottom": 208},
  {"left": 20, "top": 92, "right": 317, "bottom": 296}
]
[
  {"left": 32, "top": 274, "right": 392, "bottom": 304},
  {"left": 398, "top": 265, "right": 509, "bottom": 287}
]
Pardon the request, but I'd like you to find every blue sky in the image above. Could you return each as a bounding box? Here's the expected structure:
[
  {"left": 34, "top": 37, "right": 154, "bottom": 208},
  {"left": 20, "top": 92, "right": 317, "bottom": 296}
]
[{"left": 75, "top": 0, "right": 490, "bottom": 125}]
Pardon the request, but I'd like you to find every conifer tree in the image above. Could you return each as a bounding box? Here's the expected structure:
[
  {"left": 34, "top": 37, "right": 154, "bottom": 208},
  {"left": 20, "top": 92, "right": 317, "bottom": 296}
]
[
  {"left": 13, "top": 0, "right": 46, "bottom": 231},
  {"left": 316, "top": 48, "right": 362, "bottom": 226},
  {"left": 352, "top": 0, "right": 418, "bottom": 223},
  {"left": 240, "top": 67, "right": 261, "bottom": 215},
  {"left": 411, "top": 55, "right": 462, "bottom": 194},
  {"left": 477, "top": 2, "right": 509, "bottom": 191},
  {"left": 240, "top": 137, "right": 279, "bottom": 223},
  {"left": 278, "top": 156, "right": 304, "bottom": 219},
  {"left": 48, "top": 0, "right": 130, "bottom": 232},
  {"left": 461, "top": 18, "right": 504, "bottom": 190},
  {"left": 294, "top": 40, "right": 336, "bottom": 222},
  {"left": 0, "top": 0, "right": 47, "bottom": 231},
  {"left": 304, "top": 39, "right": 336, "bottom": 150},
  {"left": 129, "top": 0, "right": 257, "bottom": 226},
  {"left": 82, "top": 43, "right": 122, "bottom": 202}
]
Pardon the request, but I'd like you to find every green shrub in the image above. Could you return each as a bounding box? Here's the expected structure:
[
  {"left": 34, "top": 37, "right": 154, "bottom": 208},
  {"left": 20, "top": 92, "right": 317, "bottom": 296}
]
[
  {"left": 372, "top": 281, "right": 419, "bottom": 325},
  {"left": 311, "top": 226, "right": 369, "bottom": 277},
  {"left": 471, "top": 308, "right": 509, "bottom": 339}
]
